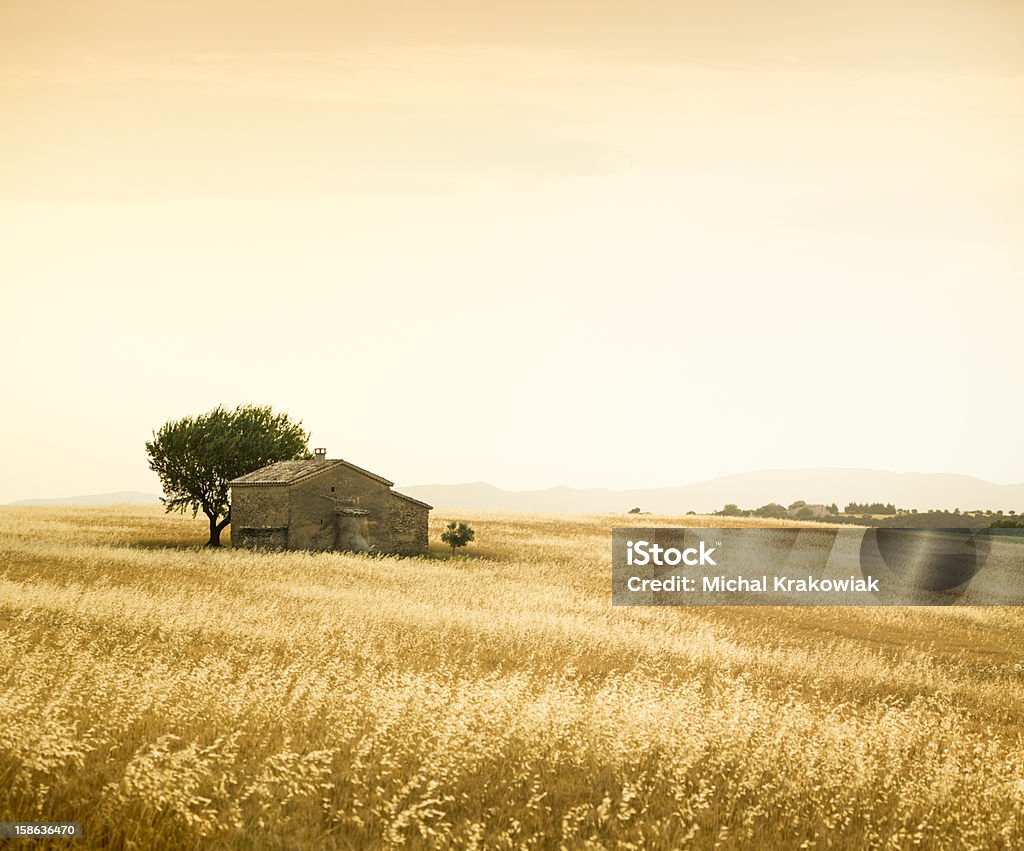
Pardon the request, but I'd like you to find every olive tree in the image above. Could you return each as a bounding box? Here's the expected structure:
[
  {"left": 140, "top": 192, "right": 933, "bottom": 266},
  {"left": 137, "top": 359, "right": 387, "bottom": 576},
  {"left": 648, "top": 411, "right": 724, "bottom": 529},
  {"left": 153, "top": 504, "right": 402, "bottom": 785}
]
[{"left": 146, "top": 404, "right": 310, "bottom": 546}]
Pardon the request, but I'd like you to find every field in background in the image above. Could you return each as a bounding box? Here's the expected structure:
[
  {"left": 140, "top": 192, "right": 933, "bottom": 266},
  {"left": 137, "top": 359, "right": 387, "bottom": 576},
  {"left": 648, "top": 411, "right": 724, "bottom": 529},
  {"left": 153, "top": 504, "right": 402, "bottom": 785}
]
[{"left": 0, "top": 506, "right": 1022, "bottom": 849}]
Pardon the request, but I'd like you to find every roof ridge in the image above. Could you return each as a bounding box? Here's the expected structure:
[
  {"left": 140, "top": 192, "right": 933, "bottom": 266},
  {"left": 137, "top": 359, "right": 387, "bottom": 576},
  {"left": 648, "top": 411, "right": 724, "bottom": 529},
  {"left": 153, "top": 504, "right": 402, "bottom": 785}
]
[
  {"left": 228, "top": 458, "right": 336, "bottom": 486},
  {"left": 229, "top": 457, "right": 395, "bottom": 488},
  {"left": 284, "top": 459, "right": 345, "bottom": 486}
]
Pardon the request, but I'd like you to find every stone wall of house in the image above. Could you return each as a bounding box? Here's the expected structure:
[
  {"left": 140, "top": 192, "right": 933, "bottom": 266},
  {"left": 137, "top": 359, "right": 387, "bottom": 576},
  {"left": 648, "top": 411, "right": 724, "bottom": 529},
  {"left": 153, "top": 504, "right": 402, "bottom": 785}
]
[
  {"left": 286, "top": 465, "right": 396, "bottom": 551},
  {"left": 387, "top": 494, "right": 430, "bottom": 555},
  {"left": 234, "top": 526, "right": 288, "bottom": 550},
  {"left": 231, "top": 486, "right": 289, "bottom": 534}
]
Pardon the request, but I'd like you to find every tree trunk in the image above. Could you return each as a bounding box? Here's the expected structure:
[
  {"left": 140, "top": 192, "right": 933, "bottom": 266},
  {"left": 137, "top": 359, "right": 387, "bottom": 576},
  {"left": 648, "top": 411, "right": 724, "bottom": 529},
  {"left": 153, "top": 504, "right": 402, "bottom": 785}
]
[
  {"left": 207, "top": 513, "right": 222, "bottom": 547},
  {"left": 205, "top": 510, "right": 231, "bottom": 547}
]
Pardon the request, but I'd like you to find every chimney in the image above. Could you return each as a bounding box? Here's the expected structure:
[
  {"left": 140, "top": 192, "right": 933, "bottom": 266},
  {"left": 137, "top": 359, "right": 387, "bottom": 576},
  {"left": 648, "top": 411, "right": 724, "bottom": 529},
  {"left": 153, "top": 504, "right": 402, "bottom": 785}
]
[{"left": 314, "top": 448, "right": 327, "bottom": 463}]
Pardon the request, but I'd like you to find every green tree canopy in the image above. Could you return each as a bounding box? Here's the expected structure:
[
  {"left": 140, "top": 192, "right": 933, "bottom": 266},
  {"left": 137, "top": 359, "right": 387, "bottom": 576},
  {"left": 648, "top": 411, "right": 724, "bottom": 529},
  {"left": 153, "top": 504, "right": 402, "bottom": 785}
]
[
  {"left": 718, "top": 503, "right": 745, "bottom": 517},
  {"left": 753, "top": 502, "right": 789, "bottom": 519},
  {"left": 146, "top": 404, "right": 310, "bottom": 546},
  {"left": 441, "top": 521, "right": 476, "bottom": 555}
]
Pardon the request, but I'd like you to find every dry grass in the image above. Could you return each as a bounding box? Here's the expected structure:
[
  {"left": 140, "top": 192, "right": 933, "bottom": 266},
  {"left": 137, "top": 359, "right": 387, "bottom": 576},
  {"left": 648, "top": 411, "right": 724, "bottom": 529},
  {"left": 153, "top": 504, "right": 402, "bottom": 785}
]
[{"left": 0, "top": 505, "right": 1021, "bottom": 849}]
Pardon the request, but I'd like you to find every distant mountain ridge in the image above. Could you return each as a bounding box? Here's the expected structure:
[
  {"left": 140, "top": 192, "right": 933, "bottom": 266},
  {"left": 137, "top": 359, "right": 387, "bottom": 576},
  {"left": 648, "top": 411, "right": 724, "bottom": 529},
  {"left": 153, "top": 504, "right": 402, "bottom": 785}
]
[
  {"left": 398, "top": 469, "right": 1024, "bottom": 515},
  {"left": 9, "top": 491, "right": 161, "bottom": 506},
  {"left": 9, "top": 470, "right": 1023, "bottom": 514}
]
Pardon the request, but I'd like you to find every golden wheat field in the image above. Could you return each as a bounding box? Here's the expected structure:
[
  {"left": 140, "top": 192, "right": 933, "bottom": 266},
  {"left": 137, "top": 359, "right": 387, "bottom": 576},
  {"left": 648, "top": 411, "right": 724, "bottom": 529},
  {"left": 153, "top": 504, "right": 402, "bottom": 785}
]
[{"left": 0, "top": 506, "right": 1022, "bottom": 850}]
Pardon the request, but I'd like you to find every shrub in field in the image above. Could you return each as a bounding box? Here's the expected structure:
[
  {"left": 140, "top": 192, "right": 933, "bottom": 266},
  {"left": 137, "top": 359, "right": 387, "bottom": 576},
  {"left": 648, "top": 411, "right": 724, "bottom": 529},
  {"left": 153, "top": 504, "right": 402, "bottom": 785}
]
[{"left": 441, "top": 521, "right": 475, "bottom": 555}]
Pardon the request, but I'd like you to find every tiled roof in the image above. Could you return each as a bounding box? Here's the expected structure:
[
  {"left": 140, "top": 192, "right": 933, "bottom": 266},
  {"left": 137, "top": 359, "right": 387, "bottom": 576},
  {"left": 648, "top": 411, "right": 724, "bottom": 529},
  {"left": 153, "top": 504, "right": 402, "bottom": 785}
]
[{"left": 229, "top": 459, "right": 394, "bottom": 488}]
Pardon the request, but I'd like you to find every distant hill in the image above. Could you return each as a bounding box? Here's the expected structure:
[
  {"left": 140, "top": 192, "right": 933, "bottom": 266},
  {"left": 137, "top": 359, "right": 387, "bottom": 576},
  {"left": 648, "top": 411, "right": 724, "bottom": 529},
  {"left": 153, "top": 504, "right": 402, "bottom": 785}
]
[
  {"left": 399, "top": 469, "right": 1024, "bottom": 515},
  {"left": 9, "top": 491, "right": 161, "bottom": 506},
  {"left": 12, "top": 469, "right": 1024, "bottom": 514}
]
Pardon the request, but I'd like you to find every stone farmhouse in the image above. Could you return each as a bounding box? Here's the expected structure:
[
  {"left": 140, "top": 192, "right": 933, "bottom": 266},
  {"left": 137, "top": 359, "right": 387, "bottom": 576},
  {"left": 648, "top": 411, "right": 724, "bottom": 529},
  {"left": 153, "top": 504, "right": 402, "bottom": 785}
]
[{"left": 229, "top": 448, "right": 431, "bottom": 554}]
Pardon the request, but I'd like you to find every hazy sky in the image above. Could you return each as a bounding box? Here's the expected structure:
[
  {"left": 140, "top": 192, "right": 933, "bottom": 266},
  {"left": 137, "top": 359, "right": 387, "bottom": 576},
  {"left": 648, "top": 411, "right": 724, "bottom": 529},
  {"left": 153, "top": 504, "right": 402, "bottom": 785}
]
[{"left": 2, "top": 1, "right": 1022, "bottom": 502}]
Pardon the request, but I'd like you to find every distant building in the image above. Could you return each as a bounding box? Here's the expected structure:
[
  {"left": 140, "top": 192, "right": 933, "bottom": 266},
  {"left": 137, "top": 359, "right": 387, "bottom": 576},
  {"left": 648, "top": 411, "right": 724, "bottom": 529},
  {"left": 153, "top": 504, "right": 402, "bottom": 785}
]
[{"left": 229, "top": 449, "right": 431, "bottom": 554}]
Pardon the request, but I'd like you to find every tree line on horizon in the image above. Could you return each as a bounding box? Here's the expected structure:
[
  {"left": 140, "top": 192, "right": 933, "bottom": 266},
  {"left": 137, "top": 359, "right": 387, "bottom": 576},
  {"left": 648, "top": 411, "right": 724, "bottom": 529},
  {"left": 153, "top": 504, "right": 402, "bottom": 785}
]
[
  {"left": 626, "top": 501, "right": 1023, "bottom": 528},
  {"left": 707, "top": 501, "right": 1022, "bottom": 528}
]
